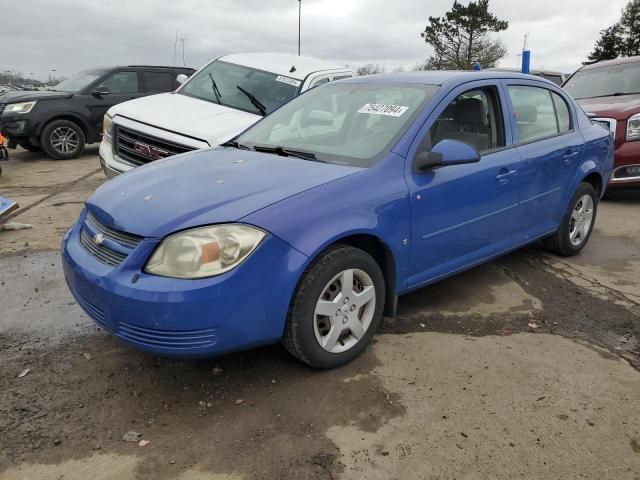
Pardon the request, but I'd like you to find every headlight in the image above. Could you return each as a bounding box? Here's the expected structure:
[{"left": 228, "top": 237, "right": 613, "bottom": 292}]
[
  {"left": 5, "top": 101, "right": 37, "bottom": 114},
  {"left": 103, "top": 115, "right": 113, "bottom": 144},
  {"left": 145, "top": 224, "right": 266, "bottom": 279},
  {"left": 627, "top": 113, "right": 640, "bottom": 141}
]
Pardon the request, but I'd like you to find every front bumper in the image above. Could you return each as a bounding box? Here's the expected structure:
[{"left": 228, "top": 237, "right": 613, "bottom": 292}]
[
  {"left": 61, "top": 210, "right": 308, "bottom": 357},
  {"left": 0, "top": 115, "right": 33, "bottom": 141},
  {"left": 609, "top": 139, "right": 640, "bottom": 189},
  {"left": 99, "top": 140, "right": 130, "bottom": 178}
]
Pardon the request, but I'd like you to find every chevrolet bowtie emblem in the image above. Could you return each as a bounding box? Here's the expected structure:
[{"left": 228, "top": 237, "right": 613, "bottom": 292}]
[{"left": 93, "top": 233, "right": 105, "bottom": 246}]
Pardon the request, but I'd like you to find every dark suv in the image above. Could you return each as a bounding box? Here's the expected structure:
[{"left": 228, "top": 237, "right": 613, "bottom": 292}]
[
  {"left": 563, "top": 56, "right": 640, "bottom": 191},
  {"left": 0, "top": 65, "right": 194, "bottom": 159}
]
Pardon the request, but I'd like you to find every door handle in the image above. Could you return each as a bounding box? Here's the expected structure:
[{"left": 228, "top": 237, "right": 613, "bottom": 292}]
[
  {"left": 495, "top": 169, "right": 517, "bottom": 184},
  {"left": 563, "top": 151, "right": 579, "bottom": 164}
]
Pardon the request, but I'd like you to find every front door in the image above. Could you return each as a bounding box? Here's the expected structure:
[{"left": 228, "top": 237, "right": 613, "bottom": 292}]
[
  {"left": 405, "top": 81, "right": 522, "bottom": 289},
  {"left": 85, "top": 71, "right": 144, "bottom": 134}
]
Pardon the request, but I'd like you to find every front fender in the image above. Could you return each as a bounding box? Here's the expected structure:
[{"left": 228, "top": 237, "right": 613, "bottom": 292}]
[{"left": 242, "top": 154, "right": 412, "bottom": 291}]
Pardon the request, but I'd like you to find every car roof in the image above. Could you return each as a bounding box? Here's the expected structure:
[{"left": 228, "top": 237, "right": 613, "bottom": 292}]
[
  {"left": 335, "top": 70, "right": 557, "bottom": 86},
  {"left": 580, "top": 55, "right": 640, "bottom": 71},
  {"left": 218, "top": 53, "right": 350, "bottom": 80}
]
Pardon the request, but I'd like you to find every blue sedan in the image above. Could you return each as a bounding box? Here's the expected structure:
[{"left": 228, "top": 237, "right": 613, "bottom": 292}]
[{"left": 62, "top": 71, "right": 613, "bottom": 368}]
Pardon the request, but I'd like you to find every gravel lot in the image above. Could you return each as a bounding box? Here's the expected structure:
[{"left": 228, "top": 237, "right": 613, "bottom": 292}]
[{"left": 1, "top": 147, "right": 639, "bottom": 480}]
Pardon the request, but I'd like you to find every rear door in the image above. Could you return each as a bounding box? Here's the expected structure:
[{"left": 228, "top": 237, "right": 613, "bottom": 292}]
[
  {"left": 405, "top": 80, "right": 523, "bottom": 288},
  {"left": 85, "top": 70, "right": 144, "bottom": 134},
  {"left": 503, "top": 81, "right": 584, "bottom": 239}
]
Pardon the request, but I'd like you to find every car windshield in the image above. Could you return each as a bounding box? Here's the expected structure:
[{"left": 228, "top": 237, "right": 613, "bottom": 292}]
[
  {"left": 179, "top": 60, "right": 300, "bottom": 115},
  {"left": 564, "top": 62, "right": 640, "bottom": 99},
  {"left": 53, "top": 70, "right": 106, "bottom": 93},
  {"left": 236, "top": 83, "right": 439, "bottom": 168}
]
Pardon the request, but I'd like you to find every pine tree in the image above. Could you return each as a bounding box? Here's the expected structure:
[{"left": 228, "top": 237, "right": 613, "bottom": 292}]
[{"left": 587, "top": 0, "right": 640, "bottom": 62}]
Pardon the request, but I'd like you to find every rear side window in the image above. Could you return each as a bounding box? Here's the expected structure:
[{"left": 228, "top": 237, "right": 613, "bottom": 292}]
[
  {"left": 98, "top": 71, "right": 139, "bottom": 94},
  {"left": 143, "top": 71, "right": 175, "bottom": 93},
  {"left": 508, "top": 86, "right": 560, "bottom": 143},
  {"left": 551, "top": 92, "right": 571, "bottom": 133}
]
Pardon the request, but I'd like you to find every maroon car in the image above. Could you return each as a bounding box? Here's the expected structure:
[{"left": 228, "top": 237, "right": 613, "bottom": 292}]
[{"left": 564, "top": 56, "right": 640, "bottom": 191}]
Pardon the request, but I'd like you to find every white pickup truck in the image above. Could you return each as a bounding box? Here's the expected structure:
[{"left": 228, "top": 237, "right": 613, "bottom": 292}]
[{"left": 100, "top": 53, "right": 354, "bottom": 177}]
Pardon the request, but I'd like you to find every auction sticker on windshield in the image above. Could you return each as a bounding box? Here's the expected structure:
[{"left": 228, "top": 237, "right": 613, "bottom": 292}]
[
  {"left": 275, "top": 76, "right": 302, "bottom": 87},
  {"left": 358, "top": 104, "right": 409, "bottom": 117}
]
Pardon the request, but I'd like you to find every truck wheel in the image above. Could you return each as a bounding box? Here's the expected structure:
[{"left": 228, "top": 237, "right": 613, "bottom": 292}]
[
  {"left": 543, "top": 182, "right": 598, "bottom": 256},
  {"left": 19, "top": 139, "right": 41, "bottom": 152},
  {"left": 41, "top": 120, "right": 85, "bottom": 160},
  {"left": 283, "top": 245, "right": 385, "bottom": 369}
]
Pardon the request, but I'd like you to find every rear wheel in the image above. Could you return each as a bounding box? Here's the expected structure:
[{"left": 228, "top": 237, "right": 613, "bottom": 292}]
[
  {"left": 543, "top": 182, "right": 598, "bottom": 256},
  {"left": 283, "top": 245, "right": 385, "bottom": 369},
  {"left": 41, "top": 120, "right": 85, "bottom": 159}
]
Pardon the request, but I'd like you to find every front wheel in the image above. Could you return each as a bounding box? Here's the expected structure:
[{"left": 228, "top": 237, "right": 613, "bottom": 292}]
[
  {"left": 283, "top": 245, "right": 385, "bottom": 369},
  {"left": 543, "top": 182, "right": 598, "bottom": 256},
  {"left": 41, "top": 120, "right": 85, "bottom": 160}
]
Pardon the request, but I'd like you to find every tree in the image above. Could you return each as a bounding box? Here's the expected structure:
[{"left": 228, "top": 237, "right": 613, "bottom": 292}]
[
  {"left": 357, "top": 63, "right": 384, "bottom": 76},
  {"left": 420, "top": 0, "right": 508, "bottom": 70},
  {"left": 588, "top": 0, "right": 640, "bottom": 62}
]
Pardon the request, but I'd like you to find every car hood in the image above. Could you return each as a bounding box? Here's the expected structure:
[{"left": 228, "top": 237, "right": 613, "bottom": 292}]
[
  {"left": 86, "top": 148, "right": 361, "bottom": 238},
  {"left": 110, "top": 93, "right": 261, "bottom": 146},
  {"left": 0, "top": 90, "right": 71, "bottom": 103},
  {"left": 576, "top": 94, "right": 640, "bottom": 120}
]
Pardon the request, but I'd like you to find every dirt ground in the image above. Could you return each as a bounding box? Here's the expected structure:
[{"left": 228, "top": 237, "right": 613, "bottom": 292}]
[{"left": 0, "top": 147, "right": 639, "bottom": 480}]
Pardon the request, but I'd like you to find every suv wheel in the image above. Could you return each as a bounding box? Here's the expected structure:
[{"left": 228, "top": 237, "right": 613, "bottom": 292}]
[
  {"left": 543, "top": 182, "right": 598, "bottom": 256},
  {"left": 41, "top": 120, "right": 85, "bottom": 159},
  {"left": 283, "top": 245, "right": 385, "bottom": 369}
]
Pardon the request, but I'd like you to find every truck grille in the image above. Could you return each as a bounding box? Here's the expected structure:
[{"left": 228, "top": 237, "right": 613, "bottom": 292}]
[
  {"left": 79, "top": 213, "right": 143, "bottom": 267},
  {"left": 114, "top": 124, "right": 195, "bottom": 166}
]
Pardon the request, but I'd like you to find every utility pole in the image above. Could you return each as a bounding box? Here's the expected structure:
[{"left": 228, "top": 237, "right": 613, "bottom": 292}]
[
  {"left": 298, "top": 0, "right": 302, "bottom": 56},
  {"left": 180, "top": 38, "right": 186, "bottom": 66}
]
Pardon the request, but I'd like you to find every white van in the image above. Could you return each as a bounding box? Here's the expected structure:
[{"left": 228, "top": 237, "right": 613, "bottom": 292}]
[{"left": 100, "top": 53, "right": 354, "bottom": 177}]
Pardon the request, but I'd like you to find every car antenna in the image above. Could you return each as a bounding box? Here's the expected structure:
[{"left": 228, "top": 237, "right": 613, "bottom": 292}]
[{"left": 290, "top": 66, "right": 297, "bottom": 73}]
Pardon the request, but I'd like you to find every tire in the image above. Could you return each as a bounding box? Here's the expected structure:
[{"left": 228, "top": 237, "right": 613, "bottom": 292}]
[
  {"left": 283, "top": 245, "right": 386, "bottom": 369},
  {"left": 40, "top": 120, "right": 85, "bottom": 159},
  {"left": 19, "top": 139, "right": 41, "bottom": 152},
  {"left": 543, "top": 182, "right": 598, "bottom": 256}
]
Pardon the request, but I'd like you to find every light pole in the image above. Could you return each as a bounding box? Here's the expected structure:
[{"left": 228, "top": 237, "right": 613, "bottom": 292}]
[{"left": 298, "top": 0, "right": 301, "bottom": 56}]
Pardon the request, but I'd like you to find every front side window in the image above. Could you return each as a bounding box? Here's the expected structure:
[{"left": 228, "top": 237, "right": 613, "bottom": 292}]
[
  {"left": 563, "top": 61, "right": 640, "bottom": 99},
  {"left": 508, "top": 86, "right": 559, "bottom": 144},
  {"left": 427, "top": 87, "right": 505, "bottom": 153},
  {"left": 98, "top": 72, "right": 139, "bottom": 94},
  {"left": 237, "top": 83, "right": 439, "bottom": 168},
  {"left": 179, "top": 60, "right": 301, "bottom": 115}
]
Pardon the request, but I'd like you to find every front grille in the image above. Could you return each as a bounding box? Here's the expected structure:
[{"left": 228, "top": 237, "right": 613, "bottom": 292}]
[
  {"left": 114, "top": 124, "right": 195, "bottom": 167},
  {"left": 86, "top": 212, "right": 142, "bottom": 248},
  {"left": 117, "top": 321, "right": 218, "bottom": 350},
  {"left": 80, "top": 228, "right": 127, "bottom": 266}
]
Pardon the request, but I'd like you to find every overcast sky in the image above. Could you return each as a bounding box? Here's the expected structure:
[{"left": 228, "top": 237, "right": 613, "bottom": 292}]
[{"left": 1, "top": 0, "right": 630, "bottom": 80}]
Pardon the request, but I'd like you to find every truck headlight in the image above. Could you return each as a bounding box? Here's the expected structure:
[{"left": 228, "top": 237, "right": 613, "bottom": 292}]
[
  {"left": 626, "top": 113, "right": 640, "bottom": 141},
  {"left": 103, "top": 115, "right": 113, "bottom": 144},
  {"left": 5, "top": 101, "right": 37, "bottom": 114},
  {"left": 144, "top": 224, "right": 266, "bottom": 279}
]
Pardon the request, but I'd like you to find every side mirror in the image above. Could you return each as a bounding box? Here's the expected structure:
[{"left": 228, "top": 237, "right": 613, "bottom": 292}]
[
  {"left": 92, "top": 86, "right": 110, "bottom": 97},
  {"left": 413, "top": 139, "right": 480, "bottom": 174},
  {"left": 176, "top": 74, "right": 188, "bottom": 85}
]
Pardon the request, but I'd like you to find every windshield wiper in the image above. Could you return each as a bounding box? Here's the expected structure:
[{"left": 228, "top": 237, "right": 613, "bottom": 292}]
[
  {"left": 253, "top": 145, "right": 326, "bottom": 162},
  {"left": 236, "top": 85, "right": 267, "bottom": 116},
  {"left": 208, "top": 73, "right": 222, "bottom": 105},
  {"left": 575, "top": 91, "right": 640, "bottom": 100},
  {"left": 221, "top": 139, "right": 251, "bottom": 150}
]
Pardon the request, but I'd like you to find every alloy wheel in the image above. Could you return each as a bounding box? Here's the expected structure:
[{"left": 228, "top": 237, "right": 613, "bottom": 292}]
[
  {"left": 313, "top": 268, "right": 376, "bottom": 354},
  {"left": 569, "top": 194, "right": 594, "bottom": 247},
  {"left": 50, "top": 126, "right": 80, "bottom": 155}
]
